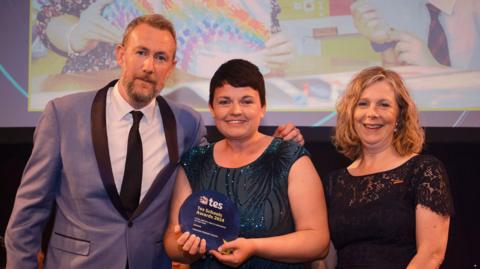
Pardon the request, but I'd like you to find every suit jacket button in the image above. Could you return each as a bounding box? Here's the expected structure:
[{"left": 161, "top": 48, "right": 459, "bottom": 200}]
[{"left": 128, "top": 221, "right": 133, "bottom": 227}]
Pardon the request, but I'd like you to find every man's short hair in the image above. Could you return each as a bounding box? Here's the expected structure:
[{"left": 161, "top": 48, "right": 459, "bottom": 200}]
[{"left": 122, "top": 14, "right": 176, "bottom": 55}]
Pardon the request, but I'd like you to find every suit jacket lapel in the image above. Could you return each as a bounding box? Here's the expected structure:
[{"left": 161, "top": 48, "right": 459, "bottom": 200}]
[
  {"left": 132, "top": 96, "right": 179, "bottom": 219},
  {"left": 157, "top": 96, "right": 179, "bottom": 165},
  {"left": 91, "top": 80, "right": 129, "bottom": 220},
  {"left": 92, "top": 81, "right": 180, "bottom": 220}
]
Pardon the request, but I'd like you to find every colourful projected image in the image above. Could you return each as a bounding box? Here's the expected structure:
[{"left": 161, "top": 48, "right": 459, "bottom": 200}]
[{"left": 29, "top": 0, "right": 480, "bottom": 127}]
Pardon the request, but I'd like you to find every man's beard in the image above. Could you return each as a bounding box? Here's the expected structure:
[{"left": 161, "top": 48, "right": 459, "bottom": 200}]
[{"left": 125, "top": 76, "right": 160, "bottom": 104}]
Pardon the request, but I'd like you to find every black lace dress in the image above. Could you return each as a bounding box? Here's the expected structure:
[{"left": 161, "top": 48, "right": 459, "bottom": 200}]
[
  {"left": 180, "top": 138, "right": 309, "bottom": 269},
  {"left": 324, "top": 155, "right": 454, "bottom": 269}
]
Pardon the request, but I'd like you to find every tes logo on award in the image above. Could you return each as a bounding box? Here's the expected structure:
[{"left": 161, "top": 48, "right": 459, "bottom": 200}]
[{"left": 199, "top": 195, "right": 223, "bottom": 210}]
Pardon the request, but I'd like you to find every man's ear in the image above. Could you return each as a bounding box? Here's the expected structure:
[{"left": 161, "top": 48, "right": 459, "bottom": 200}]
[
  {"left": 165, "top": 58, "right": 177, "bottom": 78},
  {"left": 115, "top": 44, "right": 125, "bottom": 67}
]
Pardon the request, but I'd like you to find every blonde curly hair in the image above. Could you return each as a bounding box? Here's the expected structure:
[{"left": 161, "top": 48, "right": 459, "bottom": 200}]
[{"left": 333, "top": 66, "right": 424, "bottom": 160}]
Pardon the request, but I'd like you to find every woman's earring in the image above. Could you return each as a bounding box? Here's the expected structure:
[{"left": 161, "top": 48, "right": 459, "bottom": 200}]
[{"left": 394, "top": 121, "right": 399, "bottom": 133}]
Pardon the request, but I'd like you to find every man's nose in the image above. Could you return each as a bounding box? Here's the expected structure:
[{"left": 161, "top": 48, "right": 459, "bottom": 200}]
[{"left": 142, "top": 56, "right": 154, "bottom": 73}]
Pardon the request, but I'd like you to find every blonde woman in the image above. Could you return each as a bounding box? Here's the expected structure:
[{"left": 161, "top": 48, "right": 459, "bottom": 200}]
[{"left": 324, "top": 66, "right": 453, "bottom": 269}]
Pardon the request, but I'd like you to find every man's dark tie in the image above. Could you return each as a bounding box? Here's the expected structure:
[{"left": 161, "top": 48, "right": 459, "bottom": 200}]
[
  {"left": 426, "top": 3, "right": 451, "bottom": 66},
  {"left": 120, "top": 111, "right": 143, "bottom": 218}
]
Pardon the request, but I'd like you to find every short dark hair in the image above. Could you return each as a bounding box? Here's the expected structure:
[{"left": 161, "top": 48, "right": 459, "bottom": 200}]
[{"left": 209, "top": 59, "right": 266, "bottom": 107}]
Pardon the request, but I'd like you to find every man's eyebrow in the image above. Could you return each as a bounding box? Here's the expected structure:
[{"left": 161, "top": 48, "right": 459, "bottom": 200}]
[{"left": 131, "top": 45, "right": 148, "bottom": 51}]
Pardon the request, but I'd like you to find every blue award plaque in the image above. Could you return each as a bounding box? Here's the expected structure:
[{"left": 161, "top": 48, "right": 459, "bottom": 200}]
[{"left": 179, "top": 190, "right": 240, "bottom": 250}]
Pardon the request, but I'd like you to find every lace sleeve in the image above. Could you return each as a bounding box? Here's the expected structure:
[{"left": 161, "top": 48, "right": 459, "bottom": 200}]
[{"left": 413, "top": 155, "right": 454, "bottom": 216}]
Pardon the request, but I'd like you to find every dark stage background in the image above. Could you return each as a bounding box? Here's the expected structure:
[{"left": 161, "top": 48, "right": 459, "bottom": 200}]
[{"left": 1, "top": 127, "right": 479, "bottom": 268}]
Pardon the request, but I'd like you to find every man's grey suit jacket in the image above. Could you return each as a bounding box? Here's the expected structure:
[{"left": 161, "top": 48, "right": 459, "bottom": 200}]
[{"left": 6, "top": 80, "right": 206, "bottom": 268}]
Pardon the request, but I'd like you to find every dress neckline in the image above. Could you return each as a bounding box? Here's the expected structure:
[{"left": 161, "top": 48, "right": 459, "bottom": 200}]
[
  {"left": 211, "top": 137, "right": 278, "bottom": 169},
  {"left": 345, "top": 154, "right": 421, "bottom": 178}
]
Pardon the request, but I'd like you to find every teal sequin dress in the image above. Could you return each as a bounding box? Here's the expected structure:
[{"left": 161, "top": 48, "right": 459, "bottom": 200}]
[{"left": 181, "top": 138, "right": 309, "bottom": 269}]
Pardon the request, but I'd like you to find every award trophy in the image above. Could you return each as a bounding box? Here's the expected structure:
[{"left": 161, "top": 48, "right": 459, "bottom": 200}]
[{"left": 179, "top": 190, "right": 240, "bottom": 250}]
